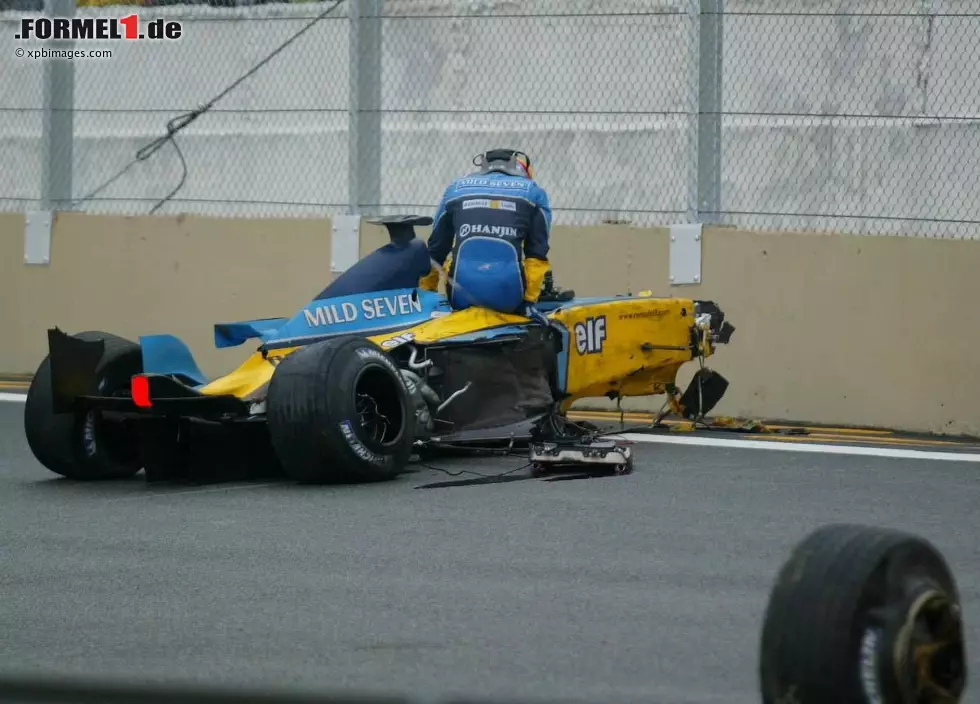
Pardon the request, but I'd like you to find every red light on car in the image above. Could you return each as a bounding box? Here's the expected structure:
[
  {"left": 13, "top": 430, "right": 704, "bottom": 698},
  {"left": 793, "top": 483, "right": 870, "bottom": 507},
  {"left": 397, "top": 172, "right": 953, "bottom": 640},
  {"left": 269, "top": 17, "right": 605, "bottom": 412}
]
[{"left": 131, "top": 375, "right": 152, "bottom": 408}]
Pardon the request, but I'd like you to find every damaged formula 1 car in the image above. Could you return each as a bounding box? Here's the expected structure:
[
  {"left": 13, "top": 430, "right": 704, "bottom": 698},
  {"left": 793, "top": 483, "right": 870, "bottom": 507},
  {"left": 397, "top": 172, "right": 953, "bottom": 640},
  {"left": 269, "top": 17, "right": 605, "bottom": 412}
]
[{"left": 23, "top": 215, "right": 735, "bottom": 485}]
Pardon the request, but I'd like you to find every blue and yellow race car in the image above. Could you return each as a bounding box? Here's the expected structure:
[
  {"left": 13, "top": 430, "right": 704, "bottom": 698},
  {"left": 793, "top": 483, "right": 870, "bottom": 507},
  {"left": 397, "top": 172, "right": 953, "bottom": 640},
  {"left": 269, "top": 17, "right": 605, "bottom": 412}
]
[{"left": 23, "top": 215, "right": 735, "bottom": 485}]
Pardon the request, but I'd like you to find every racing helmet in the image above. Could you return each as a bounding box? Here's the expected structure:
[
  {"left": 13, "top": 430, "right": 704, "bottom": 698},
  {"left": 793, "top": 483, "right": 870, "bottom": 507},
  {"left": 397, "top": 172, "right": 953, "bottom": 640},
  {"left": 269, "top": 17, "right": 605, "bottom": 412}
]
[{"left": 473, "top": 148, "right": 534, "bottom": 180}]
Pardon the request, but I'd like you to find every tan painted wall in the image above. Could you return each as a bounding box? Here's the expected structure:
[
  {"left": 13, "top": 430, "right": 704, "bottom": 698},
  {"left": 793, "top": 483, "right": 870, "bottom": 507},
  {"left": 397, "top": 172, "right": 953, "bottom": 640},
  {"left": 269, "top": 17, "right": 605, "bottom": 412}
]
[
  {"left": 0, "top": 212, "right": 337, "bottom": 378},
  {"left": 604, "top": 226, "right": 980, "bottom": 437},
  {"left": 3, "top": 212, "right": 979, "bottom": 435}
]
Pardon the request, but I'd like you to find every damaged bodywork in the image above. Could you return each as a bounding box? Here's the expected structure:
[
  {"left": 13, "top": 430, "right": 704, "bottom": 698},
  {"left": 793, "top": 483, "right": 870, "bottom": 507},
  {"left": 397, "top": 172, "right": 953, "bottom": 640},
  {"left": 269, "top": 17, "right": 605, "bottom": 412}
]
[{"left": 24, "top": 215, "right": 735, "bottom": 485}]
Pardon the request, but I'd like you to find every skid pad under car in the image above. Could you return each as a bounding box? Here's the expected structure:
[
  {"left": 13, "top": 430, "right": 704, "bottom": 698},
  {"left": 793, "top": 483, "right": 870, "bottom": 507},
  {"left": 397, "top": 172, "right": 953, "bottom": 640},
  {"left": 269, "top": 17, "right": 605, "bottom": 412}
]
[{"left": 528, "top": 439, "right": 633, "bottom": 478}]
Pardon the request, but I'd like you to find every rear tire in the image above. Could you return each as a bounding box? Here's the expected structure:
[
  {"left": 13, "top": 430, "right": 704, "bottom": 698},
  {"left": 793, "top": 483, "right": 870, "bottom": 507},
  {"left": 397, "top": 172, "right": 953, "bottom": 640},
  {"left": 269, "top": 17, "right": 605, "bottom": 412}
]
[
  {"left": 24, "top": 331, "right": 144, "bottom": 480},
  {"left": 266, "top": 335, "right": 416, "bottom": 484},
  {"left": 759, "top": 523, "right": 966, "bottom": 704}
]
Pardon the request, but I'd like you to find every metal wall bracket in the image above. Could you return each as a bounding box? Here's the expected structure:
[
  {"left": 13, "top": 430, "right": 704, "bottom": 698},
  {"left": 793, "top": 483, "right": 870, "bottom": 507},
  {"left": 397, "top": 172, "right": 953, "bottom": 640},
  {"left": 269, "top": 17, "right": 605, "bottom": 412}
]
[
  {"left": 331, "top": 214, "right": 361, "bottom": 274},
  {"left": 25, "top": 210, "right": 53, "bottom": 266},
  {"left": 669, "top": 223, "right": 703, "bottom": 285}
]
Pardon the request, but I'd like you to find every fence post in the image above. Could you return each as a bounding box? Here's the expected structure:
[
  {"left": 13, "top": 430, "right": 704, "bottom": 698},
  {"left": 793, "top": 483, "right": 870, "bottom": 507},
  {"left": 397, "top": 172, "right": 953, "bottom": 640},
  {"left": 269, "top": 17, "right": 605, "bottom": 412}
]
[
  {"left": 347, "top": 0, "right": 382, "bottom": 216},
  {"left": 40, "top": 0, "right": 75, "bottom": 212},
  {"left": 696, "top": 0, "right": 722, "bottom": 223},
  {"left": 26, "top": 0, "right": 75, "bottom": 265},
  {"left": 685, "top": 0, "right": 699, "bottom": 223}
]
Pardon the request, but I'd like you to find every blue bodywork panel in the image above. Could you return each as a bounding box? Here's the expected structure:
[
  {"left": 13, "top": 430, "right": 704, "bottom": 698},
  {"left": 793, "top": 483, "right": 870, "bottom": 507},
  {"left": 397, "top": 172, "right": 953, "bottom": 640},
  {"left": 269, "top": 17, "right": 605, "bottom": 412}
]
[
  {"left": 134, "top": 288, "right": 450, "bottom": 384},
  {"left": 139, "top": 334, "right": 209, "bottom": 388},
  {"left": 259, "top": 288, "right": 451, "bottom": 350},
  {"left": 213, "top": 318, "right": 289, "bottom": 349},
  {"left": 548, "top": 322, "right": 571, "bottom": 393},
  {"left": 434, "top": 324, "right": 530, "bottom": 345}
]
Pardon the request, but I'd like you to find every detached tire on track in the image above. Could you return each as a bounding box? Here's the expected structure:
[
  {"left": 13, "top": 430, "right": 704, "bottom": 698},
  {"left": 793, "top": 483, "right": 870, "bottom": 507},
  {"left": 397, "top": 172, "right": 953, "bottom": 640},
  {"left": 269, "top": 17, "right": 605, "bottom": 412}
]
[
  {"left": 265, "top": 335, "right": 416, "bottom": 484},
  {"left": 759, "top": 523, "right": 966, "bottom": 704},
  {"left": 24, "top": 330, "right": 144, "bottom": 480}
]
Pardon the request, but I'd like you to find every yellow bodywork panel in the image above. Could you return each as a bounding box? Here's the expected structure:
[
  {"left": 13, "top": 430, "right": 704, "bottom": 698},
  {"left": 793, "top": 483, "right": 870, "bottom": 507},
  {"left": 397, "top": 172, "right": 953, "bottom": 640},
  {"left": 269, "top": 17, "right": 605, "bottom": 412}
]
[
  {"left": 371, "top": 306, "right": 528, "bottom": 345},
  {"left": 197, "top": 297, "right": 706, "bottom": 405},
  {"left": 197, "top": 349, "right": 275, "bottom": 399},
  {"left": 197, "top": 307, "right": 529, "bottom": 399},
  {"left": 549, "top": 297, "right": 698, "bottom": 408}
]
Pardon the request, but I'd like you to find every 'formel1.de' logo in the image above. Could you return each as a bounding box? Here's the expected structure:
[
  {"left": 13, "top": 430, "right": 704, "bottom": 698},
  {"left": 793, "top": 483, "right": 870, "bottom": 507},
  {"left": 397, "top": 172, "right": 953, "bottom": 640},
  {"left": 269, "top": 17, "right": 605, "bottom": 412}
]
[{"left": 16, "top": 15, "right": 182, "bottom": 41}]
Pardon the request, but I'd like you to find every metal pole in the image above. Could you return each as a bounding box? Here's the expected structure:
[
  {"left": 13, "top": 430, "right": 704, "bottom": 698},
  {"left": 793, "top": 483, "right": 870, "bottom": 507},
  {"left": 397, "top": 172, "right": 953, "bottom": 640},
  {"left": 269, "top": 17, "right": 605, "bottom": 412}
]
[
  {"left": 347, "top": 0, "right": 382, "bottom": 216},
  {"left": 40, "top": 0, "right": 76, "bottom": 212},
  {"left": 696, "top": 0, "right": 723, "bottom": 223},
  {"left": 685, "top": 0, "right": 700, "bottom": 223}
]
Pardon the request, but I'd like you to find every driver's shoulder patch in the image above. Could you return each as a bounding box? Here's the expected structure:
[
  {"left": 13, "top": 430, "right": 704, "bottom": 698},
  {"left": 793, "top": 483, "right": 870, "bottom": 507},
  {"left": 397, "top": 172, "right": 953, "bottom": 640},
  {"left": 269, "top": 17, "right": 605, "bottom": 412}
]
[{"left": 462, "top": 198, "right": 517, "bottom": 212}]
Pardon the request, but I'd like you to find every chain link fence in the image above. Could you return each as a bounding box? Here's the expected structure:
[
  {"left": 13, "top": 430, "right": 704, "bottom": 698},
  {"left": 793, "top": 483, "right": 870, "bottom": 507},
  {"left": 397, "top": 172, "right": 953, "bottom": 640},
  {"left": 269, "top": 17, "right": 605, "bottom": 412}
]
[
  {"left": 721, "top": 0, "right": 980, "bottom": 238},
  {"left": 2, "top": 0, "right": 979, "bottom": 237}
]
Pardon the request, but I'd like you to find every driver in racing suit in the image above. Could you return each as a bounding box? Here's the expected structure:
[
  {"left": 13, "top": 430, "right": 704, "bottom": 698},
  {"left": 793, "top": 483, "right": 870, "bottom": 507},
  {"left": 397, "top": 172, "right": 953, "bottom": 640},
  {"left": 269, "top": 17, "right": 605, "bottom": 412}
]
[{"left": 418, "top": 149, "right": 552, "bottom": 317}]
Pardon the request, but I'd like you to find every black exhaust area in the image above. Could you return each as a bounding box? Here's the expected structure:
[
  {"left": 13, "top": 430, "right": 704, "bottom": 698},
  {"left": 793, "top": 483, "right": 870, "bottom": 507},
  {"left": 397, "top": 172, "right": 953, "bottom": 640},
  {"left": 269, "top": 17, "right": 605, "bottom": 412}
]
[
  {"left": 693, "top": 300, "right": 736, "bottom": 344},
  {"left": 424, "top": 326, "right": 559, "bottom": 434}
]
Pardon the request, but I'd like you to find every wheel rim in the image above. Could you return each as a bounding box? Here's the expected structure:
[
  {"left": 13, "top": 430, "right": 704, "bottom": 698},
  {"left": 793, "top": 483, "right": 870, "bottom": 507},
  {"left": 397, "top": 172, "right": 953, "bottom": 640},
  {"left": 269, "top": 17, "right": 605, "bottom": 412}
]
[
  {"left": 355, "top": 393, "right": 393, "bottom": 444},
  {"left": 894, "top": 589, "right": 966, "bottom": 703},
  {"left": 81, "top": 411, "right": 98, "bottom": 458},
  {"left": 352, "top": 365, "right": 405, "bottom": 449},
  {"left": 77, "top": 377, "right": 142, "bottom": 470}
]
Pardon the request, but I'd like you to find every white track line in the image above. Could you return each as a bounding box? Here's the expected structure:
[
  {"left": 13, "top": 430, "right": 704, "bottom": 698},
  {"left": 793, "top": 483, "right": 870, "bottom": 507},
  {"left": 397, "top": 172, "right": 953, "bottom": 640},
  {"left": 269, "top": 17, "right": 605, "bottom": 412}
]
[
  {"left": 617, "top": 433, "right": 980, "bottom": 463},
  {"left": 2, "top": 391, "right": 977, "bottom": 462}
]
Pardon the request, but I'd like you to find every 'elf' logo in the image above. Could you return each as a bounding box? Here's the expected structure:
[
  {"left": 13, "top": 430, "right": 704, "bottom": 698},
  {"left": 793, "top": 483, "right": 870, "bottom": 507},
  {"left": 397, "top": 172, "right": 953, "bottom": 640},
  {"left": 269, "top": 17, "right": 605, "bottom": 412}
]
[{"left": 574, "top": 316, "right": 606, "bottom": 355}]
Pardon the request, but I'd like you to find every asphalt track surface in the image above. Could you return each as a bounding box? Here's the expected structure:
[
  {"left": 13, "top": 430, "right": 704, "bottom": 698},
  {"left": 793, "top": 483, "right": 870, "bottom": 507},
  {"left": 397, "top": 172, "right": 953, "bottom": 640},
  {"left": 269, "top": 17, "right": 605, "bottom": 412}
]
[{"left": 3, "top": 391, "right": 980, "bottom": 704}]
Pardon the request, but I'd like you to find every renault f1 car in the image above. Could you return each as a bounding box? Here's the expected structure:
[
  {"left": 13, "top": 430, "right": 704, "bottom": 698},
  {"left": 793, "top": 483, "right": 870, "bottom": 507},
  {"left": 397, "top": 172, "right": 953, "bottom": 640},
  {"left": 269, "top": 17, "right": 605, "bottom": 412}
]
[{"left": 23, "top": 215, "right": 735, "bottom": 484}]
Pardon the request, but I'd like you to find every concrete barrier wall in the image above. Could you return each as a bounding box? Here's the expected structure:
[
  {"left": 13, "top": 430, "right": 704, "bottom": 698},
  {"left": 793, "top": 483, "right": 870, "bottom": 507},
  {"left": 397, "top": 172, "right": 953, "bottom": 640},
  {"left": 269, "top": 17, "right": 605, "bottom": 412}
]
[
  {"left": 3, "top": 212, "right": 979, "bottom": 436},
  {"left": 0, "top": 211, "right": 337, "bottom": 377}
]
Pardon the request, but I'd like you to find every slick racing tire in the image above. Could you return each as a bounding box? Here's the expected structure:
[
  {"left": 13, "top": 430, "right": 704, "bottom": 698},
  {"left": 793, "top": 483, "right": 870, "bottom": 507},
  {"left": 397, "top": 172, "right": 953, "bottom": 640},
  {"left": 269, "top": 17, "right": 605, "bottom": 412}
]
[
  {"left": 265, "top": 335, "right": 416, "bottom": 484},
  {"left": 24, "top": 331, "right": 144, "bottom": 480},
  {"left": 759, "top": 523, "right": 966, "bottom": 704}
]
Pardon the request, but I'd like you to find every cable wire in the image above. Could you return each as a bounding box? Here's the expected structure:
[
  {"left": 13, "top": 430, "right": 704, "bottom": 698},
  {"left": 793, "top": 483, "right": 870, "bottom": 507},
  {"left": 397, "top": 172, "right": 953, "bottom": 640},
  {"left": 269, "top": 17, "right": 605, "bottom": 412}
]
[
  {"left": 415, "top": 461, "right": 532, "bottom": 480},
  {"left": 70, "top": 0, "right": 348, "bottom": 214}
]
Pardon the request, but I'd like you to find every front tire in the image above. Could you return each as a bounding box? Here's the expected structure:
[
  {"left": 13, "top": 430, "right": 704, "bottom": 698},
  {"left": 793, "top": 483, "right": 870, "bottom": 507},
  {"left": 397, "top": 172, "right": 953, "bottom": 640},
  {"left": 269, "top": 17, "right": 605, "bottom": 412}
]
[
  {"left": 266, "top": 335, "right": 416, "bottom": 484},
  {"left": 759, "top": 523, "right": 966, "bottom": 704},
  {"left": 24, "top": 331, "right": 143, "bottom": 480}
]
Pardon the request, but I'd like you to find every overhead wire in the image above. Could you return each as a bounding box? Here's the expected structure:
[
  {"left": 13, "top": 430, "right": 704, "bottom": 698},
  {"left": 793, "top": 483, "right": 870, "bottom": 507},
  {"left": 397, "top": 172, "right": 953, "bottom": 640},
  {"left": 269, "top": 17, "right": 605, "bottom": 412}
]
[{"left": 70, "top": 0, "right": 349, "bottom": 214}]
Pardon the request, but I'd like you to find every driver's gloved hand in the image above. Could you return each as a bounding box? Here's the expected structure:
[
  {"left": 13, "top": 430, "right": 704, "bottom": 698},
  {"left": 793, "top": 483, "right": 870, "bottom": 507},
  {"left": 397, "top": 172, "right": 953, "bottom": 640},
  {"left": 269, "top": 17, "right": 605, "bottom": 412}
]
[{"left": 523, "top": 303, "right": 551, "bottom": 327}]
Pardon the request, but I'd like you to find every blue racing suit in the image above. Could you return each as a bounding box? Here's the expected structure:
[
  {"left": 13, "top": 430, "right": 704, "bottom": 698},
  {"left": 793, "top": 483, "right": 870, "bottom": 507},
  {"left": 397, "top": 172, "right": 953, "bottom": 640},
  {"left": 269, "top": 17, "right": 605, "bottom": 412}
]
[{"left": 420, "top": 170, "right": 553, "bottom": 315}]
